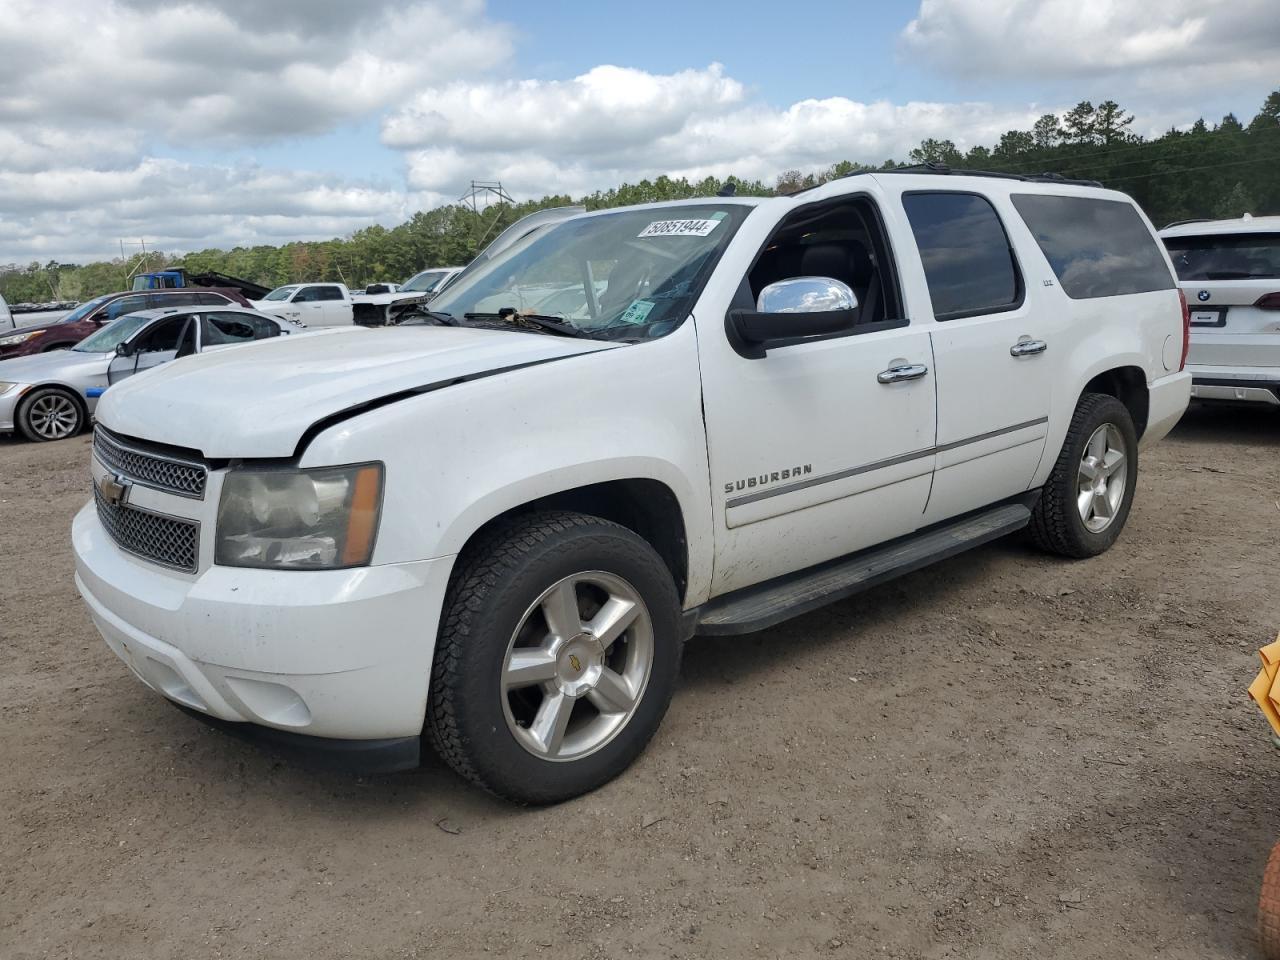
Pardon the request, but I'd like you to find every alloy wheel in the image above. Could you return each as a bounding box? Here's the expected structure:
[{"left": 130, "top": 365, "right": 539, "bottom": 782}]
[
  {"left": 501, "top": 570, "right": 654, "bottom": 762},
  {"left": 27, "top": 393, "right": 80, "bottom": 440},
  {"left": 1076, "top": 423, "right": 1127, "bottom": 533}
]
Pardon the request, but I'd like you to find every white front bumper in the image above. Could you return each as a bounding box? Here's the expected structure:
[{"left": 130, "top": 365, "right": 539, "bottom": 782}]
[{"left": 73, "top": 502, "right": 455, "bottom": 740}]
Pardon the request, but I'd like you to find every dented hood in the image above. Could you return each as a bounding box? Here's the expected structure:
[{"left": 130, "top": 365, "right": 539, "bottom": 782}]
[{"left": 95, "top": 326, "right": 616, "bottom": 458}]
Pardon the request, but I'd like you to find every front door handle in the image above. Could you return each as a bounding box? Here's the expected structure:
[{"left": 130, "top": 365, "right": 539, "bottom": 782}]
[
  {"left": 877, "top": 363, "right": 929, "bottom": 384},
  {"left": 1010, "top": 338, "right": 1048, "bottom": 357}
]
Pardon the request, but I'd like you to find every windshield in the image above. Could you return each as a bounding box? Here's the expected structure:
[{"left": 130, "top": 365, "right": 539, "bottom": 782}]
[
  {"left": 73, "top": 313, "right": 152, "bottom": 352},
  {"left": 426, "top": 204, "right": 751, "bottom": 340},
  {"left": 1165, "top": 233, "right": 1280, "bottom": 280},
  {"left": 56, "top": 295, "right": 112, "bottom": 325},
  {"left": 400, "top": 270, "right": 452, "bottom": 294},
  {"left": 262, "top": 285, "right": 299, "bottom": 301}
]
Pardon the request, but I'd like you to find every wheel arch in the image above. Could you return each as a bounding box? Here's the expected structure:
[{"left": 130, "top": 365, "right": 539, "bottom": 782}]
[
  {"left": 451, "top": 477, "right": 691, "bottom": 605},
  {"left": 1080, "top": 365, "right": 1149, "bottom": 438}
]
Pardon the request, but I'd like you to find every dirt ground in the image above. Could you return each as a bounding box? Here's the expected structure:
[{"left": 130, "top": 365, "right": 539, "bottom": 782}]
[{"left": 2, "top": 403, "right": 1278, "bottom": 960}]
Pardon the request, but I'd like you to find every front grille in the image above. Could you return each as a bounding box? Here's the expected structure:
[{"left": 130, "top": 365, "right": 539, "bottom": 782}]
[
  {"left": 95, "top": 485, "right": 200, "bottom": 573},
  {"left": 93, "top": 428, "right": 208, "bottom": 499}
]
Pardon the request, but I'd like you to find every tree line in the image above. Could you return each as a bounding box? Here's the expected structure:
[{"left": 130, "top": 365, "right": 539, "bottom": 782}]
[{"left": 3, "top": 90, "right": 1277, "bottom": 305}]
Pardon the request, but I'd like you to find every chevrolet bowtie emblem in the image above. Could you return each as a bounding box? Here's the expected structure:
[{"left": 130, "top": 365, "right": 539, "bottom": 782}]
[
  {"left": 568, "top": 654, "right": 582, "bottom": 673},
  {"left": 98, "top": 472, "right": 132, "bottom": 507}
]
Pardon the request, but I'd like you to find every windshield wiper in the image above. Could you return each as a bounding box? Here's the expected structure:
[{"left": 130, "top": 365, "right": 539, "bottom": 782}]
[
  {"left": 399, "top": 309, "right": 460, "bottom": 326},
  {"left": 463, "top": 310, "right": 587, "bottom": 338}
]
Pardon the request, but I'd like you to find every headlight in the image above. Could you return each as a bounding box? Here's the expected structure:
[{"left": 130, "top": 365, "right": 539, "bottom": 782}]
[
  {"left": 0, "top": 329, "right": 43, "bottom": 346},
  {"left": 215, "top": 462, "right": 384, "bottom": 570}
]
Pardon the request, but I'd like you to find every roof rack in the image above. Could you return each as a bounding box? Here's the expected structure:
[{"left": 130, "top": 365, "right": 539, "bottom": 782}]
[{"left": 879, "top": 162, "right": 1104, "bottom": 188}]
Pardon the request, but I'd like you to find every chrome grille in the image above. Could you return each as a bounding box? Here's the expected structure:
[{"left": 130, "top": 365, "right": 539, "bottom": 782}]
[
  {"left": 93, "top": 428, "right": 208, "bottom": 499},
  {"left": 94, "top": 485, "right": 200, "bottom": 573}
]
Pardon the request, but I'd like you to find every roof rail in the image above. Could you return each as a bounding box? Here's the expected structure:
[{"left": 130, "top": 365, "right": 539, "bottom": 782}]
[
  {"left": 879, "top": 162, "right": 1104, "bottom": 188},
  {"left": 1161, "top": 218, "right": 1212, "bottom": 230}
]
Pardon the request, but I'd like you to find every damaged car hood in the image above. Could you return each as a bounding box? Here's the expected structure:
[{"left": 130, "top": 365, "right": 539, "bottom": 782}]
[{"left": 95, "top": 326, "right": 618, "bottom": 458}]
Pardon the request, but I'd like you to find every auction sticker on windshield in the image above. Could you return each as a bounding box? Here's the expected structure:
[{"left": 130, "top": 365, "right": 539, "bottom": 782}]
[{"left": 638, "top": 213, "right": 726, "bottom": 238}]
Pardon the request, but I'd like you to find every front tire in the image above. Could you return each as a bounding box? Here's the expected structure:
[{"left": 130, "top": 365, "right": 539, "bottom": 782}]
[
  {"left": 17, "top": 387, "right": 84, "bottom": 442},
  {"left": 427, "top": 511, "right": 682, "bottom": 804},
  {"left": 1030, "top": 392, "right": 1138, "bottom": 558}
]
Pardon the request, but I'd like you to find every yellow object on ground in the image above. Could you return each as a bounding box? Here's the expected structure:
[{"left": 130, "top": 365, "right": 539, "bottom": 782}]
[{"left": 1248, "top": 636, "right": 1280, "bottom": 737}]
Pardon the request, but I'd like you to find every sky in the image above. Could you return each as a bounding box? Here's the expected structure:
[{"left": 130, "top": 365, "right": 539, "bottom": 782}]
[{"left": 1, "top": 0, "right": 1276, "bottom": 265}]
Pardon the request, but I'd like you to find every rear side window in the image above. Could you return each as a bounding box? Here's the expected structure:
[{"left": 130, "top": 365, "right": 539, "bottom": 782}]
[
  {"left": 203, "top": 311, "right": 280, "bottom": 344},
  {"left": 1163, "top": 233, "right": 1280, "bottom": 281},
  {"left": 194, "top": 292, "right": 232, "bottom": 306},
  {"left": 902, "top": 193, "right": 1021, "bottom": 320},
  {"left": 1011, "top": 194, "right": 1174, "bottom": 299},
  {"left": 314, "top": 286, "right": 344, "bottom": 301}
]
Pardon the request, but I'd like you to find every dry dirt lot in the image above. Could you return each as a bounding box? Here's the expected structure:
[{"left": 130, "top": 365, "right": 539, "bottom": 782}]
[{"left": 2, "top": 403, "right": 1278, "bottom": 960}]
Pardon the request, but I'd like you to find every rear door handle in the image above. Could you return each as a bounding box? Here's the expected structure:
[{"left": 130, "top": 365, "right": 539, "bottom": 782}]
[
  {"left": 877, "top": 363, "right": 929, "bottom": 384},
  {"left": 1010, "top": 339, "right": 1047, "bottom": 357}
]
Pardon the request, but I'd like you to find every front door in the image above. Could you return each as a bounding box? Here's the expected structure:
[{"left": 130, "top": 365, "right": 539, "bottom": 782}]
[
  {"left": 107, "top": 315, "right": 198, "bottom": 384},
  {"left": 696, "top": 192, "right": 939, "bottom": 596}
]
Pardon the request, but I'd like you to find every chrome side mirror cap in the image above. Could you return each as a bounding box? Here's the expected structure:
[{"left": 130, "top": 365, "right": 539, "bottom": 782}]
[{"left": 756, "top": 276, "right": 859, "bottom": 314}]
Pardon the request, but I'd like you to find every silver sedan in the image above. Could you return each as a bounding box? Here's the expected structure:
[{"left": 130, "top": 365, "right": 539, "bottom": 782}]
[{"left": 0, "top": 305, "right": 299, "bottom": 441}]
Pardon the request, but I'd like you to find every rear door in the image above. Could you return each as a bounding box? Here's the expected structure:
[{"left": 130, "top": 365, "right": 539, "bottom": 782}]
[
  {"left": 1164, "top": 231, "right": 1280, "bottom": 377},
  {"left": 890, "top": 188, "right": 1053, "bottom": 524},
  {"left": 201, "top": 311, "right": 282, "bottom": 351}
]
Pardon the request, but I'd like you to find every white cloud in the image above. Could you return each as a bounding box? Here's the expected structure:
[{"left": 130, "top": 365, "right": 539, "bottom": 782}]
[
  {"left": 0, "top": 159, "right": 419, "bottom": 264},
  {"left": 388, "top": 66, "right": 1046, "bottom": 199},
  {"left": 0, "top": 0, "right": 513, "bottom": 143},
  {"left": 900, "top": 0, "right": 1280, "bottom": 93}
]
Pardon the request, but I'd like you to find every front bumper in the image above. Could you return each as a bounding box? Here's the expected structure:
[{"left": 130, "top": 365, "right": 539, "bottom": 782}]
[
  {"left": 0, "top": 386, "right": 23, "bottom": 432},
  {"left": 1141, "top": 370, "right": 1192, "bottom": 447},
  {"left": 73, "top": 502, "right": 455, "bottom": 742}
]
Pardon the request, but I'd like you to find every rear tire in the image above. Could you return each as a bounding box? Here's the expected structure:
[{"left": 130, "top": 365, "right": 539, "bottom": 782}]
[
  {"left": 1029, "top": 393, "right": 1138, "bottom": 558},
  {"left": 17, "top": 387, "right": 84, "bottom": 442},
  {"left": 427, "top": 511, "right": 682, "bottom": 804}
]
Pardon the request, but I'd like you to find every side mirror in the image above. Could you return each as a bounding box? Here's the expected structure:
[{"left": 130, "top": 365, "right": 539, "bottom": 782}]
[
  {"left": 728, "top": 277, "right": 859, "bottom": 358},
  {"left": 115, "top": 342, "right": 134, "bottom": 358}
]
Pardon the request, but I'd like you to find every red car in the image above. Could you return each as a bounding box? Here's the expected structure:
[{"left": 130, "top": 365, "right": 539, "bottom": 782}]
[{"left": 0, "top": 288, "right": 252, "bottom": 359}]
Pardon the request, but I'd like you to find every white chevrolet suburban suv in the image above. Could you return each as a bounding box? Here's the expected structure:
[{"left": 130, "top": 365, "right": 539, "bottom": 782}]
[
  {"left": 1161, "top": 214, "right": 1280, "bottom": 406},
  {"left": 73, "top": 169, "right": 1191, "bottom": 803}
]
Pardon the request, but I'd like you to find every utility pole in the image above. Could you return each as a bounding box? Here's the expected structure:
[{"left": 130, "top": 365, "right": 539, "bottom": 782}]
[{"left": 458, "top": 181, "right": 515, "bottom": 249}]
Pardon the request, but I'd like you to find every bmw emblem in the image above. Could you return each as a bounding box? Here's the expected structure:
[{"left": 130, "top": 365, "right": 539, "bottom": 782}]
[{"left": 1197, "top": 290, "right": 1211, "bottom": 302}]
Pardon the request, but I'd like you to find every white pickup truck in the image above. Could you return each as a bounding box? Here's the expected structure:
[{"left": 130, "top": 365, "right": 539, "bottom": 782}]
[
  {"left": 252, "top": 278, "right": 457, "bottom": 328},
  {"left": 74, "top": 169, "right": 1190, "bottom": 803}
]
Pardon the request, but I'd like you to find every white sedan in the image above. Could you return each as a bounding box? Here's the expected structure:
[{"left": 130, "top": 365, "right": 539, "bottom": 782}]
[{"left": 0, "top": 305, "right": 298, "bottom": 441}]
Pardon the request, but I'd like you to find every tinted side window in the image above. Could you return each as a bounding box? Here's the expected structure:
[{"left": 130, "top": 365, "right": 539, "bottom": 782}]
[
  {"left": 315, "top": 286, "right": 344, "bottom": 301},
  {"left": 1011, "top": 194, "right": 1175, "bottom": 299},
  {"left": 293, "top": 287, "right": 319, "bottom": 302},
  {"left": 203, "top": 312, "right": 279, "bottom": 345},
  {"left": 902, "top": 193, "right": 1020, "bottom": 320},
  {"left": 103, "top": 295, "right": 150, "bottom": 321},
  {"left": 149, "top": 292, "right": 206, "bottom": 309},
  {"left": 194, "top": 292, "right": 232, "bottom": 306}
]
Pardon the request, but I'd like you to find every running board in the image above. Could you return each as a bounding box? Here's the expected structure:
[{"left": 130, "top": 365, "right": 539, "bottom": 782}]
[{"left": 695, "top": 502, "right": 1032, "bottom": 637}]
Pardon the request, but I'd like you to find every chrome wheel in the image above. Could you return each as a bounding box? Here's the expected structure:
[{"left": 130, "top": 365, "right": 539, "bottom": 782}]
[
  {"left": 26, "top": 392, "right": 80, "bottom": 440},
  {"left": 501, "top": 570, "right": 654, "bottom": 762},
  {"left": 1076, "top": 423, "right": 1127, "bottom": 533}
]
